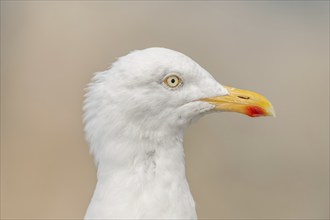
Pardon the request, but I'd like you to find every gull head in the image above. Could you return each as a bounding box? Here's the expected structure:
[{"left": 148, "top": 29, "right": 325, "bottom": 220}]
[
  {"left": 83, "top": 47, "right": 275, "bottom": 219},
  {"left": 83, "top": 47, "right": 274, "bottom": 158}
]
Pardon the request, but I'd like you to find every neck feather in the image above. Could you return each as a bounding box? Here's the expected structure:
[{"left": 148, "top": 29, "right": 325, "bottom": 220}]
[
  {"left": 96, "top": 132, "right": 186, "bottom": 180},
  {"left": 85, "top": 131, "right": 197, "bottom": 219}
]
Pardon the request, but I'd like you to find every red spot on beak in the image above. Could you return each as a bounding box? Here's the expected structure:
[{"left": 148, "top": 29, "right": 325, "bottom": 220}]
[{"left": 246, "top": 106, "right": 265, "bottom": 117}]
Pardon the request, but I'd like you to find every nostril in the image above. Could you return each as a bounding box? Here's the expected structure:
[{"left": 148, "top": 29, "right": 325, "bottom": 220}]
[{"left": 238, "top": 95, "right": 250, "bottom": 100}]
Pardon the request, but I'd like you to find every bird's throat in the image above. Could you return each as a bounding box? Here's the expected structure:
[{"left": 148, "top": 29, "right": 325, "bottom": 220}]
[{"left": 86, "top": 135, "right": 197, "bottom": 219}]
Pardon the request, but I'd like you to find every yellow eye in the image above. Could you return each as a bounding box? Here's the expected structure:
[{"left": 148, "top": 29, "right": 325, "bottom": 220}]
[{"left": 164, "top": 75, "right": 182, "bottom": 88}]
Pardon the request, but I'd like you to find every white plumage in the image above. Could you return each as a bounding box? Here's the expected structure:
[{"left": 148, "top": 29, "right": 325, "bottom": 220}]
[{"left": 83, "top": 47, "right": 274, "bottom": 219}]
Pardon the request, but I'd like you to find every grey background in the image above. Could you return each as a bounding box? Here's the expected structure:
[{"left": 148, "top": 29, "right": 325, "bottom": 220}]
[{"left": 1, "top": 1, "right": 329, "bottom": 219}]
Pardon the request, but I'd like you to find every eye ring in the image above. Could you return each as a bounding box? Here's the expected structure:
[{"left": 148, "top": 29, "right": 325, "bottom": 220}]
[{"left": 163, "top": 74, "right": 182, "bottom": 89}]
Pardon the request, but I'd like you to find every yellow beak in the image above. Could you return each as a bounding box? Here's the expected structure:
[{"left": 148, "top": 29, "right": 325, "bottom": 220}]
[{"left": 200, "top": 86, "right": 275, "bottom": 117}]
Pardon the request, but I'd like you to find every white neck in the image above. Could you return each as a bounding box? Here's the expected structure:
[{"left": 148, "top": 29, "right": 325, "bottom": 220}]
[{"left": 85, "top": 132, "right": 197, "bottom": 219}]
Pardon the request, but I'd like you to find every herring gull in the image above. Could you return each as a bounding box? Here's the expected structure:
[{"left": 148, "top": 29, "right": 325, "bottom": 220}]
[{"left": 83, "top": 47, "right": 275, "bottom": 219}]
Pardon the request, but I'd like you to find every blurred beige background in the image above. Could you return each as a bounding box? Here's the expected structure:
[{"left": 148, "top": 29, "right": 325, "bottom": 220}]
[{"left": 1, "top": 1, "right": 329, "bottom": 219}]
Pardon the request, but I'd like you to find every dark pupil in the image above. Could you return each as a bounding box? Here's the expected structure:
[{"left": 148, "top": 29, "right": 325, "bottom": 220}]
[{"left": 171, "top": 78, "right": 176, "bottom": 84}]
